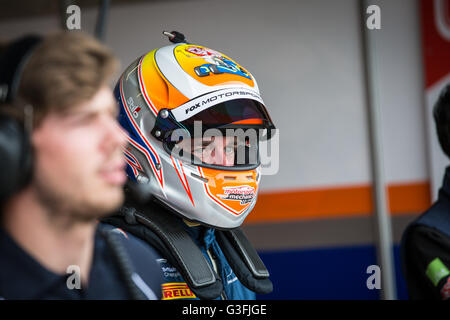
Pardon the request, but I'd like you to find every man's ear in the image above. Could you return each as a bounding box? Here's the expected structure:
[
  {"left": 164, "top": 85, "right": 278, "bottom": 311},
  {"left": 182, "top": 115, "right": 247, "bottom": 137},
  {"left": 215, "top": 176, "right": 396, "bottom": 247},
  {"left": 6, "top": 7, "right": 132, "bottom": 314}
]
[
  {"left": 30, "top": 117, "right": 52, "bottom": 152},
  {"left": 31, "top": 124, "right": 43, "bottom": 148}
]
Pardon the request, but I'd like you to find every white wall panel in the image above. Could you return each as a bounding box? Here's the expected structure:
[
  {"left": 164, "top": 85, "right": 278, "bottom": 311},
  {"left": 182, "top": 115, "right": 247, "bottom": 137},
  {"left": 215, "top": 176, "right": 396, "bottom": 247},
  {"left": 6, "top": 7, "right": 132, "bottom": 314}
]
[{"left": 0, "top": 0, "right": 427, "bottom": 192}]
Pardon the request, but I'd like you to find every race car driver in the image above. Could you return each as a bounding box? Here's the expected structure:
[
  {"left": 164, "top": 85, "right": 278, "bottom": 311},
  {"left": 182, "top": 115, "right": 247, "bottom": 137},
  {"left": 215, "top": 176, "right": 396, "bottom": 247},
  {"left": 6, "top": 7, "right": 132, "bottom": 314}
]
[
  {"left": 0, "top": 32, "right": 164, "bottom": 300},
  {"left": 103, "top": 32, "right": 276, "bottom": 300}
]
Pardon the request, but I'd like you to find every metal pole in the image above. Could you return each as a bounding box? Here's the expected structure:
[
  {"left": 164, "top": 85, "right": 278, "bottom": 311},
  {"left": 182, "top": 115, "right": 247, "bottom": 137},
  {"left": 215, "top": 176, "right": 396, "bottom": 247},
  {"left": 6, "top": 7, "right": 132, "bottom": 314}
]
[
  {"left": 359, "top": 0, "right": 397, "bottom": 300},
  {"left": 59, "top": 0, "right": 72, "bottom": 30},
  {"left": 95, "top": 0, "right": 111, "bottom": 41}
]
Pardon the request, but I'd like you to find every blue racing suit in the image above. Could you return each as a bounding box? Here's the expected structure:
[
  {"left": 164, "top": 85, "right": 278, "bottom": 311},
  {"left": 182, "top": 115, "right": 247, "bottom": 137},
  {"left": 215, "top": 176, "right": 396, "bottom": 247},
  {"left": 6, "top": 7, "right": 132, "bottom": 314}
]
[
  {"left": 103, "top": 198, "right": 264, "bottom": 300},
  {"left": 157, "top": 222, "right": 256, "bottom": 300}
]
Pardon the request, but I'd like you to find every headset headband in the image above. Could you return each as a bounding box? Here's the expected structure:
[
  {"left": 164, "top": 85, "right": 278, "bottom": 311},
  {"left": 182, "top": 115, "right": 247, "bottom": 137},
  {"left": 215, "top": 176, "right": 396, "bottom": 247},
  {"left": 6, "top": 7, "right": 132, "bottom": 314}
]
[{"left": 0, "top": 35, "right": 42, "bottom": 104}]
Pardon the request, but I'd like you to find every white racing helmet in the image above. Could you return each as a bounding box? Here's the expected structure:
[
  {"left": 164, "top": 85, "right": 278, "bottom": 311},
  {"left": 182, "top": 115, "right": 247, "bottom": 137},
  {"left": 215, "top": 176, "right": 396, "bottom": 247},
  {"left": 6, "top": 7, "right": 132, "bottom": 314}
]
[{"left": 115, "top": 40, "right": 275, "bottom": 229}]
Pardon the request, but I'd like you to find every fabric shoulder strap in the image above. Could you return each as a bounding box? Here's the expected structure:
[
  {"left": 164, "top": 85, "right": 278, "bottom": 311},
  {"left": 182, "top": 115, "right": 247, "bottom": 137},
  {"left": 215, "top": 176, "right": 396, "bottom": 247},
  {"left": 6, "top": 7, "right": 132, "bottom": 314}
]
[
  {"left": 103, "top": 204, "right": 223, "bottom": 300},
  {"left": 103, "top": 201, "right": 273, "bottom": 298},
  {"left": 216, "top": 228, "right": 273, "bottom": 294}
]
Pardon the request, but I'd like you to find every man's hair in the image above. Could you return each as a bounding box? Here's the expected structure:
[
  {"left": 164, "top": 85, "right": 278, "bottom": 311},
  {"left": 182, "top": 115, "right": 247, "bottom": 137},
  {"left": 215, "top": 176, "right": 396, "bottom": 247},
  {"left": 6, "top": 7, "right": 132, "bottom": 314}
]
[
  {"left": 4, "top": 31, "right": 118, "bottom": 126},
  {"left": 434, "top": 84, "right": 450, "bottom": 158}
]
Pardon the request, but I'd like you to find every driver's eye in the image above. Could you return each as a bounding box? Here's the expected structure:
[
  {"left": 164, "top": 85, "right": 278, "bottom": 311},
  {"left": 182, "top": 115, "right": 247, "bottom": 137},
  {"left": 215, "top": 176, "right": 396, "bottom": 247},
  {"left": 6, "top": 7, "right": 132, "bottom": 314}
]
[{"left": 224, "top": 146, "right": 234, "bottom": 154}]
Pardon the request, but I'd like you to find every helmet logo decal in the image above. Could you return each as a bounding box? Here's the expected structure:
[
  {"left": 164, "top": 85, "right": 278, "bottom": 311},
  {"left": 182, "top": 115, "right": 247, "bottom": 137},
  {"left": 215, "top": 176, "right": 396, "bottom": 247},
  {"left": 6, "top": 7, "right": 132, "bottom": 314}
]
[
  {"left": 171, "top": 44, "right": 256, "bottom": 90},
  {"left": 126, "top": 96, "right": 141, "bottom": 118},
  {"left": 185, "top": 46, "right": 219, "bottom": 57},
  {"left": 194, "top": 57, "right": 251, "bottom": 79},
  {"left": 218, "top": 185, "right": 256, "bottom": 205},
  {"left": 186, "top": 46, "right": 252, "bottom": 80},
  {"left": 171, "top": 87, "right": 264, "bottom": 122},
  {"left": 197, "top": 167, "right": 257, "bottom": 216},
  {"left": 183, "top": 46, "right": 251, "bottom": 80}
]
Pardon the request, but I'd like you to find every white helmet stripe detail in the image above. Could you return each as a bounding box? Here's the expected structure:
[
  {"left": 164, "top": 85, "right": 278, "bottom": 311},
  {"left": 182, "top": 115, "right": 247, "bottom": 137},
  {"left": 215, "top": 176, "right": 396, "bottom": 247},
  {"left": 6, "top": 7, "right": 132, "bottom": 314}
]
[
  {"left": 171, "top": 87, "right": 265, "bottom": 122},
  {"left": 137, "top": 56, "right": 158, "bottom": 115}
]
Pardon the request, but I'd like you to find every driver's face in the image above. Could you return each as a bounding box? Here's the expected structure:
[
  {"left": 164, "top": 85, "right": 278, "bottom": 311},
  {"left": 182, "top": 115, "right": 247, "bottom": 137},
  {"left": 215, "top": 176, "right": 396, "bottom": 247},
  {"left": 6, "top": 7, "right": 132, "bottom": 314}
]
[{"left": 177, "top": 136, "right": 236, "bottom": 167}]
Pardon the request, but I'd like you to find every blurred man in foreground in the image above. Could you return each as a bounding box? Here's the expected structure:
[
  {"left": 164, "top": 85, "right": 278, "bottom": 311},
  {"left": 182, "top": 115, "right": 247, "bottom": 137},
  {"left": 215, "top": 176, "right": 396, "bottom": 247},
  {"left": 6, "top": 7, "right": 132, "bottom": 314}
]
[{"left": 0, "top": 31, "right": 163, "bottom": 299}]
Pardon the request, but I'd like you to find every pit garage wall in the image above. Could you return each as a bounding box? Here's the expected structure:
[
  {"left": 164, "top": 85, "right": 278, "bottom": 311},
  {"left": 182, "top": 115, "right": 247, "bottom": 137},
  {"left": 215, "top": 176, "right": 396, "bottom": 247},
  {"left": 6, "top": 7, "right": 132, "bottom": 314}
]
[{"left": 0, "top": 0, "right": 430, "bottom": 299}]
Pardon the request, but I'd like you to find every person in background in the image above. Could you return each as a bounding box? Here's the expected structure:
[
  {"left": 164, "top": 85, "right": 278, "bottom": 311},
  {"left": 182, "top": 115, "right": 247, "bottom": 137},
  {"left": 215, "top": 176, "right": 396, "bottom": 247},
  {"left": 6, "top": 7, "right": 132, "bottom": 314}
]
[{"left": 401, "top": 84, "right": 450, "bottom": 300}]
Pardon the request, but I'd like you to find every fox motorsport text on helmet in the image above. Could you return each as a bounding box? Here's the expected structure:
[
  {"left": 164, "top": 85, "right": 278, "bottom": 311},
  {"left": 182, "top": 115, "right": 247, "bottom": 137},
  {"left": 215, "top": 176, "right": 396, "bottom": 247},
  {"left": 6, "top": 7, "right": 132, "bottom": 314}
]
[{"left": 115, "top": 38, "right": 275, "bottom": 229}]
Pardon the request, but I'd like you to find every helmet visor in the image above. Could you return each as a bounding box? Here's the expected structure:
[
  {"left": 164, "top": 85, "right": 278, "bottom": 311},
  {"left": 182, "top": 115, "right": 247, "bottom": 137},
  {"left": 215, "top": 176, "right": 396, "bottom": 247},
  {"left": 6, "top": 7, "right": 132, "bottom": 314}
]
[
  {"left": 152, "top": 93, "right": 275, "bottom": 170},
  {"left": 176, "top": 98, "right": 272, "bottom": 130}
]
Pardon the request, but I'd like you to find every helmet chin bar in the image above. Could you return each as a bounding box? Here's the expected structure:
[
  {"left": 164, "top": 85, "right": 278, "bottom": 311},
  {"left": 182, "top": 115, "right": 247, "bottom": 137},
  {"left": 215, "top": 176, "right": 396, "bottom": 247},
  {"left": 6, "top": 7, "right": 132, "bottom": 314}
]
[{"left": 153, "top": 193, "right": 254, "bottom": 231}]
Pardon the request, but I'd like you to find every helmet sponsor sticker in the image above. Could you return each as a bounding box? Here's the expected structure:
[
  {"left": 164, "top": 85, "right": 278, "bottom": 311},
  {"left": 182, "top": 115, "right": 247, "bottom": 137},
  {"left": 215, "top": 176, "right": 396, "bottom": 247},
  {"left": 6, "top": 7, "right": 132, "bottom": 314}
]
[
  {"left": 218, "top": 185, "right": 256, "bottom": 205},
  {"left": 198, "top": 167, "right": 258, "bottom": 216},
  {"left": 126, "top": 96, "right": 141, "bottom": 118},
  {"left": 173, "top": 44, "right": 256, "bottom": 88},
  {"left": 171, "top": 87, "right": 264, "bottom": 122},
  {"left": 183, "top": 45, "right": 251, "bottom": 79},
  {"left": 185, "top": 46, "right": 221, "bottom": 57}
]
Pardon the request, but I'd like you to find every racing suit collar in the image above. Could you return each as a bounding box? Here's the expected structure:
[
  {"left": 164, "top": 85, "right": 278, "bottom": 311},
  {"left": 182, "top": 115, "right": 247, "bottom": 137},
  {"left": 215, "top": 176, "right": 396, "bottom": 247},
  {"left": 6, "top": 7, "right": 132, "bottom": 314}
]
[
  {"left": 182, "top": 222, "right": 216, "bottom": 250},
  {"left": 441, "top": 166, "right": 450, "bottom": 201}
]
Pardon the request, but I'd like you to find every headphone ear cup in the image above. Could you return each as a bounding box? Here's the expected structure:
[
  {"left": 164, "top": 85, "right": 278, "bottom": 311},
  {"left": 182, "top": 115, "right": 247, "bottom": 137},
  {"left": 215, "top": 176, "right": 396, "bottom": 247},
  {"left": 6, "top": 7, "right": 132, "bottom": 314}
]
[
  {"left": 0, "top": 116, "right": 32, "bottom": 201},
  {"left": 20, "top": 121, "right": 33, "bottom": 190}
]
